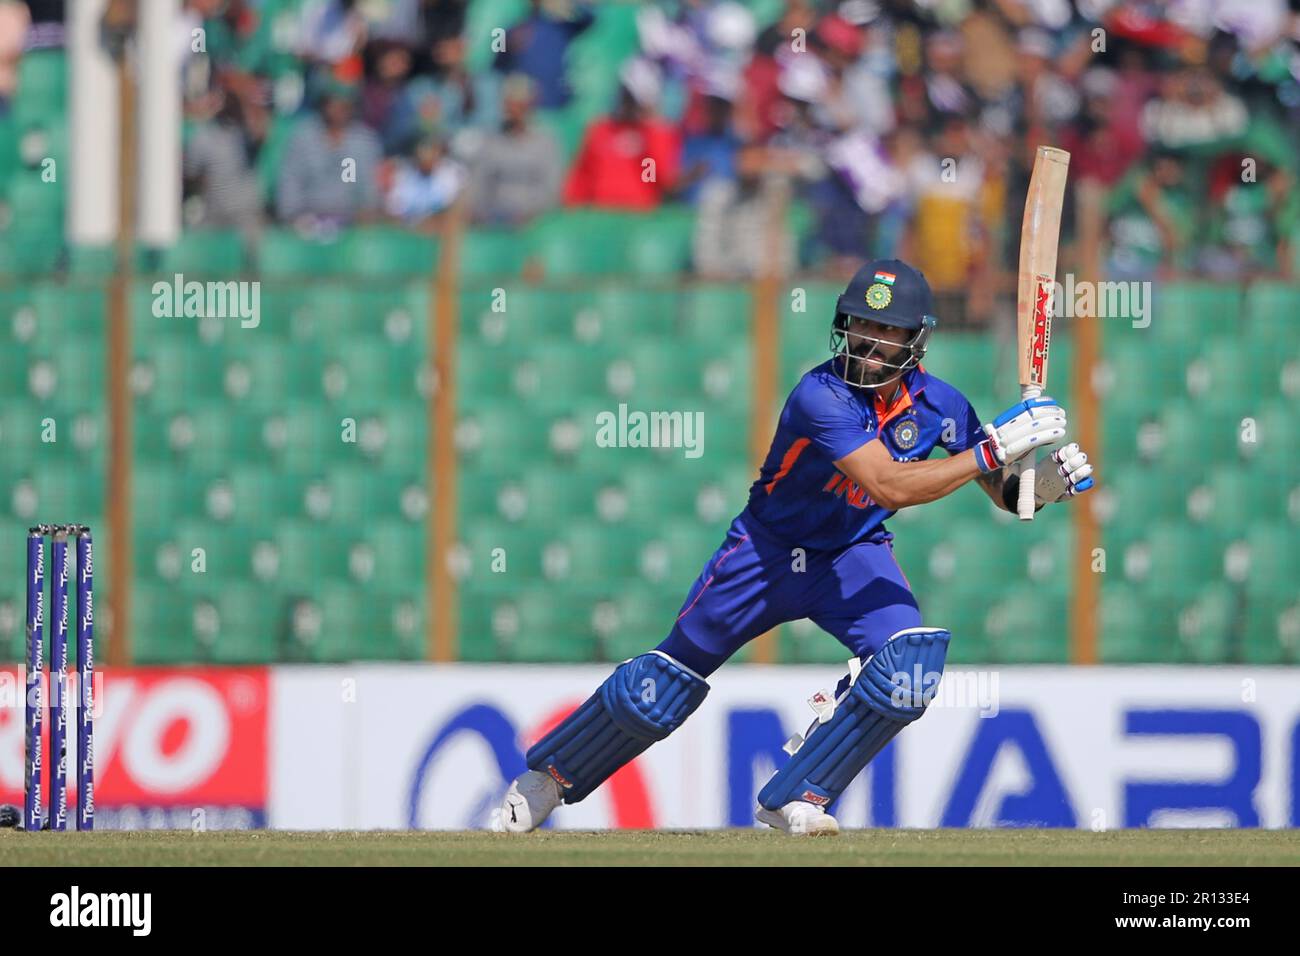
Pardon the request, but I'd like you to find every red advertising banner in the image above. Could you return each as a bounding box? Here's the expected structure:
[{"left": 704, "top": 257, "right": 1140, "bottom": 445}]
[{"left": 1, "top": 667, "right": 269, "bottom": 827}]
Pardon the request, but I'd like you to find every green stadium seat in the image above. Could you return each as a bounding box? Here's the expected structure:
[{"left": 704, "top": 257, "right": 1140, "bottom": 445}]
[
  {"left": 132, "top": 585, "right": 200, "bottom": 664},
  {"left": 344, "top": 228, "right": 438, "bottom": 277},
  {"left": 1100, "top": 584, "right": 1172, "bottom": 662},
  {"left": 328, "top": 467, "right": 423, "bottom": 524},
  {"left": 1173, "top": 583, "right": 1239, "bottom": 662},
  {"left": 1157, "top": 403, "right": 1241, "bottom": 467},
  {"left": 512, "top": 342, "right": 613, "bottom": 409},
  {"left": 1242, "top": 597, "right": 1300, "bottom": 664},
  {"left": 455, "top": 401, "right": 556, "bottom": 469},
  {"left": 924, "top": 520, "right": 1025, "bottom": 598},
  {"left": 256, "top": 229, "right": 347, "bottom": 276},
  {"left": 274, "top": 522, "right": 353, "bottom": 590},
  {"left": 637, "top": 520, "right": 719, "bottom": 590},
  {"left": 459, "top": 585, "right": 597, "bottom": 662},
  {"left": 7, "top": 172, "right": 63, "bottom": 224},
  {"left": 67, "top": 245, "right": 117, "bottom": 277},
  {"left": 1198, "top": 466, "right": 1287, "bottom": 530},
  {"left": 916, "top": 590, "right": 991, "bottom": 663},
  {"left": 781, "top": 617, "right": 856, "bottom": 664},
  {"left": 223, "top": 468, "right": 311, "bottom": 525},
  {"left": 599, "top": 586, "right": 678, "bottom": 662},
  {"left": 1123, "top": 524, "right": 1227, "bottom": 601},
  {"left": 170, "top": 520, "right": 256, "bottom": 587},
  {"left": 1244, "top": 526, "right": 1300, "bottom": 601},
  {"left": 1100, "top": 338, "right": 1190, "bottom": 404},
  {"left": 291, "top": 583, "right": 401, "bottom": 662},
  {"left": 13, "top": 50, "right": 67, "bottom": 129},
  {"left": 589, "top": 286, "right": 683, "bottom": 338},
  {"left": 1097, "top": 464, "right": 1194, "bottom": 545},
  {"left": 626, "top": 210, "right": 693, "bottom": 276},
  {"left": 1245, "top": 281, "right": 1300, "bottom": 344},
  {"left": 984, "top": 587, "right": 1069, "bottom": 663},
  {"left": 461, "top": 229, "right": 529, "bottom": 279},
  {"left": 0, "top": 228, "right": 62, "bottom": 274},
  {"left": 1243, "top": 402, "right": 1300, "bottom": 467},
  {"left": 146, "top": 230, "right": 247, "bottom": 275},
  {"left": 1146, "top": 283, "right": 1243, "bottom": 343},
  {"left": 352, "top": 521, "right": 424, "bottom": 595},
  {"left": 0, "top": 111, "right": 17, "bottom": 188},
  {"left": 204, "top": 584, "right": 282, "bottom": 663}
]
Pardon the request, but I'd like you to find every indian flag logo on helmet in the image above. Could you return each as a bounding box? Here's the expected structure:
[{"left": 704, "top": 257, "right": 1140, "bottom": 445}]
[{"left": 873, "top": 271, "right": 896, "bottom": 285}]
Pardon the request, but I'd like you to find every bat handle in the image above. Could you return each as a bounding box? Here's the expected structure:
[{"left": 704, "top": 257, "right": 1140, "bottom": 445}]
[{"left": 1016, "top": 385, "right": 1040, "bottom": 521}]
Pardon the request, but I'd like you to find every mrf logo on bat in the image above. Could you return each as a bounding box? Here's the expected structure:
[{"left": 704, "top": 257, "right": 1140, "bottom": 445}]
[{"left": 1030, "top": 273, "right": 1053, "bottom": 386}]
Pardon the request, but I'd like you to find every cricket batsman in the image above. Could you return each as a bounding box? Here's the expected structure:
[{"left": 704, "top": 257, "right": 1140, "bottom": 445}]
[{"left": 494, "top": 259, "right": 1095, "bottom": 836}]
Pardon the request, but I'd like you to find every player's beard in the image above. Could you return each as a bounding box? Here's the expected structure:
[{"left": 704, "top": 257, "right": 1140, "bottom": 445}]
[{"left": 848, "top": 342, "right": 907, "bottom": 388}]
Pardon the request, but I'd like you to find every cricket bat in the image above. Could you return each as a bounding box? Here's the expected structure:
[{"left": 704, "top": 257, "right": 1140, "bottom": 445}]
[{"left": 1015, "top": 146, "right": 1070, "bottom": 521}]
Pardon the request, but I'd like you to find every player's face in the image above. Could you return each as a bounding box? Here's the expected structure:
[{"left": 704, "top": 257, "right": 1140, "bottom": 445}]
[{"left": 845, "top": 318, "right": 911, "bottom": 387}]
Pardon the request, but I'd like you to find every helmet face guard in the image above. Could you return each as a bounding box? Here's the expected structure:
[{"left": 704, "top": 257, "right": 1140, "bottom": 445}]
[{"left": 830, "top": 313, "right": 936, "bottom": 389}]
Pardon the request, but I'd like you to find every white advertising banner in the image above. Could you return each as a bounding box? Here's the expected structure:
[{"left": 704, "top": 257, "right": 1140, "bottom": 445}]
[{"left": 268, "top": 665, "right": 1300, "bottom": 830}]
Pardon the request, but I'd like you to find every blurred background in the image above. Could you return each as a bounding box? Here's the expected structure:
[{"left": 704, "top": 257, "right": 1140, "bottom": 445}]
[{"left": 0, "top": 0, "right": 1297, "bottom": 830}]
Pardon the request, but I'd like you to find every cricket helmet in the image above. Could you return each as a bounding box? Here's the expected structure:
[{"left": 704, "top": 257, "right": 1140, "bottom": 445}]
[{"left": 830, "top": 258, "right": 937, "bottom": 389}]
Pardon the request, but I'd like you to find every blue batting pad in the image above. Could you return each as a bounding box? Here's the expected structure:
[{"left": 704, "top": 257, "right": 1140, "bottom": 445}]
[
  {"left": 527, "top": 651, "right": 709, "bottom": 804},
  {"left": 758, "top": 627, "right": 950, "bottom": 811}
]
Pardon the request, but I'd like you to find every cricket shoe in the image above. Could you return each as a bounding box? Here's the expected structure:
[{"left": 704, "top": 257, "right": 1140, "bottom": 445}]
[
  {"left": 491, "top": 770, "right": 562, "bottom": 833},
  {"left": 755, "top": 801, "right": 840, "bottom": 837}
]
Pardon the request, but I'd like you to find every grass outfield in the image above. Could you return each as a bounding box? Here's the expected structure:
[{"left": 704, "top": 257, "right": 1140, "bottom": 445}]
[{"left": 1, "top": 829, "right": 1297, "bottom": 866}]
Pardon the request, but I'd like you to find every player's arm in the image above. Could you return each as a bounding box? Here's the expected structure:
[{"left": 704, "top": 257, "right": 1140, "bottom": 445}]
[
  {"left": 835, "top": 397, "right": 1068, "bottom": 511},
  {"left": 836, "top": 439, "right": 981, "bottom": 510}
]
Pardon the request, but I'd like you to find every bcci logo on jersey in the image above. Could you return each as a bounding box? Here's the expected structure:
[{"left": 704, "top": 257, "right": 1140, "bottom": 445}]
[{"left": 892, "top": 417, "right": 920, "bottom": 450}]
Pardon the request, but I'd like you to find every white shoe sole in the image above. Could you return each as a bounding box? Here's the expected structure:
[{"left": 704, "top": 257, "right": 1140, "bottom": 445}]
[{"left": 755, "top": 806, "right": 841, "bottom": 837}]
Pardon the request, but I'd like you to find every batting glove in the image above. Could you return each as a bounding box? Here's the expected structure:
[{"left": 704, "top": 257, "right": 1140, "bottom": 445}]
[
  {"left": 974, "top": 396, "right": 1068, "bottom": 473},
  {"left": 1034, "top": 442, "right": 1095, "bottom": 505}
]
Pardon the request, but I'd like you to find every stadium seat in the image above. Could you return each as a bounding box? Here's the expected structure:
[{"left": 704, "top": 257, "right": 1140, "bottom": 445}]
[
  {"left": 1242, "top": 597, "right": 1300, "bottom": 664},
  {"left": 1122, "top": 523, "right": 1228, "bottom": 602},
  {"left": 1244, "top": 526, "right": 1299, "bottom": 601},
  {"left": 985, "top": 588, "right": 1070, "bottom": 663},
  {"left": 1173, "top": 583, "right": 1238, "bottom": 663},
  {"left": 67, "top": 245, "right": 117, "bottom": 277},
  {"left": 1099, "top": 585, "right": 1172, "bottom": 662},
  {"left": 1162, "top": 283, "right": 1244, "bottom": 340},
  {"left": 1245, "top": 281, "right": 1300, "bottom": 344},
  {"left": 461, "top": 229, "right": 529, "bottom": 279},
  {"left": 0, "top": 228, "right": 62, "bottom": 274},
  {"left": 12, "top": 50, "right": 67, "bottom": 130},
  {"left": 146, "top": 230, "right": 247, "bottom": 275},
  {"left": 781, "top": 617, "right": 856, "bottom": 664},
  {"left": 132, "top": 585, "right": 200, "bottom": 664},
  {"left": 626, "top": 210, "right": 694, "bottom": 276},
  {"left": 344, "top": 228, "right": 438, "bottom": 277},
  {"left": 257, "top": 229, "right": 348, "bottom": 276},
  {"left": 527, "top": 212, "right": 620, "bottom": 278}
]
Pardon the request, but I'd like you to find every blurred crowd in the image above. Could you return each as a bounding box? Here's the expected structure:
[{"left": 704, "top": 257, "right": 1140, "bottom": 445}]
[{"left": 2, "top": 0, "right": 1299, "bottom": 318}]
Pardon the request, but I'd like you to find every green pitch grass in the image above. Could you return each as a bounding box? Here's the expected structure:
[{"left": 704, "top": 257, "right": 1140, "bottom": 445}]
[{"left": 2, "top": 829, "right": 1297, "bottom": 866}]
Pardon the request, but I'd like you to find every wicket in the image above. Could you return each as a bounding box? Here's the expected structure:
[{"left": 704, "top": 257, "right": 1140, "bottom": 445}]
[{"left": 24, "top": 523, "right": 94, "bottom": 832}]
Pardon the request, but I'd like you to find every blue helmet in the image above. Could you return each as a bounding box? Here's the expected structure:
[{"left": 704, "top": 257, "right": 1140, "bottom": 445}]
[{"left": 830, "top": 258, "right": 938, "bottom": 389}]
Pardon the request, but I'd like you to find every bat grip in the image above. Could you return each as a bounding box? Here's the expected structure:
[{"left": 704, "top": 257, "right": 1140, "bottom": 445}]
[{"left": 1016, "top": 385, "right": 1040, "bottom": 521}]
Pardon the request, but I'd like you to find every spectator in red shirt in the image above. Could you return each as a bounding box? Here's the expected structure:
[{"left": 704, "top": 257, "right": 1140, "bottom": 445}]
[
  {"left": 1060, "top": 68, "right": 1145, "bottom": 187},
  {"left": 562, "top": 59, "right": 681, "bottom": 209}
]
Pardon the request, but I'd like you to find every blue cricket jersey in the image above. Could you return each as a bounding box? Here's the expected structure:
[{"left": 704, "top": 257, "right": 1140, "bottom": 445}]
[{"left": 743, "top": 360, "right": 984, "bottom": 550}]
